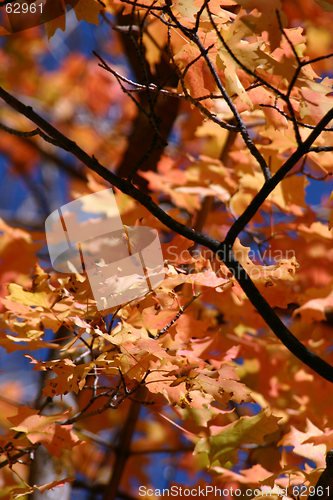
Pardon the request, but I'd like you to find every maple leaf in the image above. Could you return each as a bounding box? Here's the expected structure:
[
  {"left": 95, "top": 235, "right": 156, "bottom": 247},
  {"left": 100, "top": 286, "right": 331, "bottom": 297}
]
[
  {"left": 303, "top": 432, "right": 333, "bottom": 454},
  {"left": 8, "top": 406, "right": 81, "bottom": 457},
  {"left": 5, "top": 282, "right": 59, "bottom": 310},
  {"left": 216, "top": 11, "right": 269, "bottom": 106},
  {"left": 45, "top": 0, "right": 103, "bottom": 39},
  {"left": 27, "top": 355, "right": 96, "bottom": 397},
  {"left": 162, "top": 234, "right": 196, "bottom": 265},
  {"left": 212, "top": 463, "right": 274, "bottom": 486},
  {"left": 0, "top": 220, "right": 42, "bottom": 311},
  {"left": 231, "top": 239, "right": 300, "bottom": 308},
  {"left": 194, "top": 409, "right": 280, "bottom": 466},
  {"left": 184, "top": 363, "right": 252, "bottom": 406},
  {"left": 44, "top": 13, "right": 66, "bottom": 39},
  {"left": 174, "top": 398, "right": 233, "bottom": 427},
  {"left": 172, "top": 0, "right": 236, "bottom": 24},
  {"left": 299, "top": 78, "right": 333, "bottom": 124},
  {"left": 259, "top": 464, "right": 315, "bottom": 494},
  {"left": 174, "top": 33, "right": 218, "bottom": 109},
  {"left": 142, "top": 20, "right": 168, "bottom": 71},
  {"left": 278, "top": 419, "right": 326, "bottom": 468},
  {"left": 238, "top": 86, "right": 288, "bottom": 130},
  {"left": 236, "top": 0, "right": 286, "bottom": 51},
  {"left": 294, "top": 284, "right": 333, "bottom": 322},
  {"left": 74, "top": 0, "right": 103, "bottom": 24}
]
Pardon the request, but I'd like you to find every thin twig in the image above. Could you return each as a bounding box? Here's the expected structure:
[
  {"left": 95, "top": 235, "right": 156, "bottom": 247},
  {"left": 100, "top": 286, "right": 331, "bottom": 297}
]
[
  {"left": 154, "top": 295, "right": 197, "bottom": 340},
  {"left": 260, "top": 103, "right": 333, "bottom": 132},
  {"left": 165, "top": 25, "right": 239, "bottom": 132},
  {"left": 309, "top": 146, "right": 333, "bottom": 152},
  {"left": 0, "top": 121, "right": 63, "bottom": 147},
  {"left": 275, "top": 9, "right": 302, "bottom": 145}
]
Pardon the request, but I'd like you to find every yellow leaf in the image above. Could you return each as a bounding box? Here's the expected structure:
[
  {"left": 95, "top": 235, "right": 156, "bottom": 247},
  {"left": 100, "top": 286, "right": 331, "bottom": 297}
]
[
  {"left": 74, "top": 0, "right": 103, "bottom": 25},
  {"left": 45, "top": 14, "right": 66, "bottom": 40},
  {"left": 216, "top": 11, "right": 269, "bottom": 105},
  {"left": 6, "top": 283, "right": 59, "bottom": 309}
]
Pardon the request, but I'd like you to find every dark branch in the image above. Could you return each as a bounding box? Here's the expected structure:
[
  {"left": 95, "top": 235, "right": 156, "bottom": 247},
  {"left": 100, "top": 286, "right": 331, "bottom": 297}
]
[
  {"left": 223, "top": 106, "right": 333, "bottom": 247},
  {"left": 309, "top": 146, "right": 333, "bottom": 152},
  {"left": 220, "top": 248, "right": 333, "bottom": 384},
  {"left": 0, "top": 85, "right": 219, "bottom": 251},
  {"left": 275, "top": 9, "right": 302, "bottom": 145}
]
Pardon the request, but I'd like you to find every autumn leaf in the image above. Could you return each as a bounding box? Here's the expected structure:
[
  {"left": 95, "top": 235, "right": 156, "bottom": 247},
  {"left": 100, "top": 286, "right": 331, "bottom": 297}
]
[
  {"left": 236, "top": 0, "right": 286, "bottom": 50},
  {"left": 174, "top": 33, "right": 218, "bottom": 109},
  {"left": 299, "top": 78, "right": 333, "bottom": 124},
  {"left": 162, "top": 234, "right": 196, "bottom": 265},
  {"left": 8, "top": 406, "right": 81, "bottom": 457},
  {"left": 44, "top": 14, "right": 66, "bottom": 39},
  {"left": 26, "top": 355, "right": 96, "bottom": 397},
  {"left": 216, "top": 10, "right": 269, "bottom": 106},
  {"left": 194, "top": 409, "right": 281, "bottom": 466},
  {"left": 74, "top": 0, "right": 103, "bottom": 24},
  {"left": 278, "top": 420, "right": 326, "bottom": 467},
  {"left": 231, "top": 239, "right": 300, "bottom": 308},
  {"left": 212, "top": 463, "right": 275, "bottom": 486},
  {"left": 259, "top": 464, "right": 314, "bottom": 489},
  {"left": 294, "top": 284, "right": 333, "bottom": 322},
  {"left": 45, "top": 0, "right": 103, "bottom": 38},
  {"left": 5, "top": 282, "right": 59, "bottom": 309}
]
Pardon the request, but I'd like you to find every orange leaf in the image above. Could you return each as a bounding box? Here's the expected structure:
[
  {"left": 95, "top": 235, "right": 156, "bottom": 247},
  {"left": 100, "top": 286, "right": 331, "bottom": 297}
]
[
  {"left": 162, "top": 234, "right": 196, "bottom": 265},
  {"left": 278, "top": 420, "right": 326, "bottom": 468},
  {"left": 8, "top": 406, "right": 81, "bottom": 457}
]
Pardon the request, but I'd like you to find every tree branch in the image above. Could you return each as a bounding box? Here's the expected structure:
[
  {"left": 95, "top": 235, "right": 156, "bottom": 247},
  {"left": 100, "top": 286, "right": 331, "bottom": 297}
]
[
  {"left": 223, "top": 106, "right": 333, "bottom": 247},
  {"left": 220, "top": 248, "right": 333, "bottom": 383},
  {"left": 1, "top": 86, "right": 333, "bottom": 386},
  {"left": 0, "top": 85, "right": 219, "bottom": 250}
]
